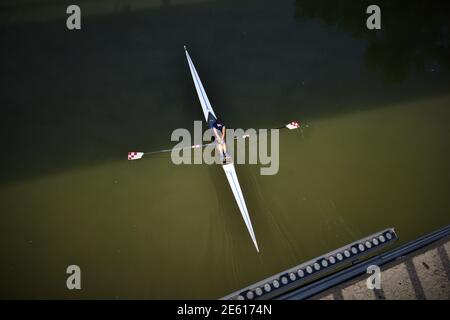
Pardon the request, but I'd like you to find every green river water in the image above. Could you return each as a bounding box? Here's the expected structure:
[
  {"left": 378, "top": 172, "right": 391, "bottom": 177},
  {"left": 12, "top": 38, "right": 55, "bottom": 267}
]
[{"left": 0, "top": 0, "right": 449, "bottom": 298}]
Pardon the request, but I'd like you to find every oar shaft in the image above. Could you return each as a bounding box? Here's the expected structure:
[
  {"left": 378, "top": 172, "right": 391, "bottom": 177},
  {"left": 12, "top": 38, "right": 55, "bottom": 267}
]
[
  {"left": 135, "top": 121, "right": 300, "bottom": 158},
  {"left": 143, "top": 142, "right": 213, "bottom": 156}
]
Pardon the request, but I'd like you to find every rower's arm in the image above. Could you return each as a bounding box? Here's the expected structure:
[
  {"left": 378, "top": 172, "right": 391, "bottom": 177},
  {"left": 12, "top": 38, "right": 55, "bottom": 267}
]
[
  {"left": 213, "top": 128, "right": 221, "bottom": 140},
  {"left": 221, "top": 126, "right": 226, "bottom": 139}
]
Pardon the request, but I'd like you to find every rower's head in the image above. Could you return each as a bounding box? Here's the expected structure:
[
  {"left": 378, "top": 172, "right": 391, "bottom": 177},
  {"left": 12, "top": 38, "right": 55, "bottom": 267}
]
[{"left": 215, "top": 117, "right": 224, "bottom": 125}]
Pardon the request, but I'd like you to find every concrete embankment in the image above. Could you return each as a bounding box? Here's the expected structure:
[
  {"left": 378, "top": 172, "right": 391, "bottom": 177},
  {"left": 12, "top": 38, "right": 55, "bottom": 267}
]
[{"left": 313, "top": 236, "right": 450, "bottom": 300}]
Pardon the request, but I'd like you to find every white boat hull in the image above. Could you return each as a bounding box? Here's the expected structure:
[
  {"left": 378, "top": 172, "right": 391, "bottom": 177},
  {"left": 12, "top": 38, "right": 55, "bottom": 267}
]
[
  {"left": 222, "top": 163, "right": 259, "bottom": 252},
  {"left": 184, "top": 46, "right": 260, "bottom": 252}
]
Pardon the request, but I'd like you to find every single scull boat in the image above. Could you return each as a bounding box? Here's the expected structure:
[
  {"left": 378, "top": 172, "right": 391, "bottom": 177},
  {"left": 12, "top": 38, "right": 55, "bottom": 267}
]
[
  {"left": 184, "top": 46, "right": 260, "bottom": 252},
  {"left": 127, "top": 46, "right": 301, "bottom": 252}
]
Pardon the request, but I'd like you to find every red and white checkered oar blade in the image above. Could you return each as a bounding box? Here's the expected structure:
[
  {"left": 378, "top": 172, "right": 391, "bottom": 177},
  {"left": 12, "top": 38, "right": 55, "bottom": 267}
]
[
  {"left": 128, "top": 151, "right": 144, "bottom": 160},
  {"left": 286, "top": 121, "right": 300, "bottom": 130}
]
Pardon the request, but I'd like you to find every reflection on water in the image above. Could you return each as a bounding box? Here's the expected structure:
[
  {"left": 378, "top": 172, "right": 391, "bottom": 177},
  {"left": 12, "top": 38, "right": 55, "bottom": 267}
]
[
  {"left": 0, "top": 0, "right": 450, "bottom": 298},
  {"left": 295, "top": 0, "right": 450, "bottom": 83},
  {"left": 0, "top": 0, "right": 216, "bottom": 25}
]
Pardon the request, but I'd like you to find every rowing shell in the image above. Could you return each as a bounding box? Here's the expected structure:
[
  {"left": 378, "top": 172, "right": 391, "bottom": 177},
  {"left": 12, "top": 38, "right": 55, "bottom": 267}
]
[{"left": 184, "top": 46, "right": 260, "bottom": 252}]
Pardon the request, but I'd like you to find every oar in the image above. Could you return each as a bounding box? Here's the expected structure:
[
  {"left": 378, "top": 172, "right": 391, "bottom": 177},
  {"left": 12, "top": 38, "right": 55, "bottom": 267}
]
[
  {"left": 128, "top": 121, "right": 301, "bottom": 160},
  {"left": 128, "top": 143, "right": 213, "bottom": 160}
]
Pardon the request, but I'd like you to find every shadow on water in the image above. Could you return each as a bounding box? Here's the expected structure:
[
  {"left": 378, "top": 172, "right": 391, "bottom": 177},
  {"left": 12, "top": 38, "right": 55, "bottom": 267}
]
[
  {"left": 0, "top": 0, "right": 449, "bottom": 186},
  {"left": 294, "top": 0, "right": 450, "bottom": 83}
]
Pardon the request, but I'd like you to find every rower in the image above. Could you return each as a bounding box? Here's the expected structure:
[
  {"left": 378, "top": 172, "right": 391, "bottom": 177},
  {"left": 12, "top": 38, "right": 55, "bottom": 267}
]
[{"left": 212, "top": 117, "right": 230, "bottom": 164}]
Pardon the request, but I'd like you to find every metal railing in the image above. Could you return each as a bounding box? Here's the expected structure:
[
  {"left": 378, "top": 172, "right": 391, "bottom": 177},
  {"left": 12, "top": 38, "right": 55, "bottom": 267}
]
[{"left": 222, "top": 228, "right": 398, "bottom": 300}]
